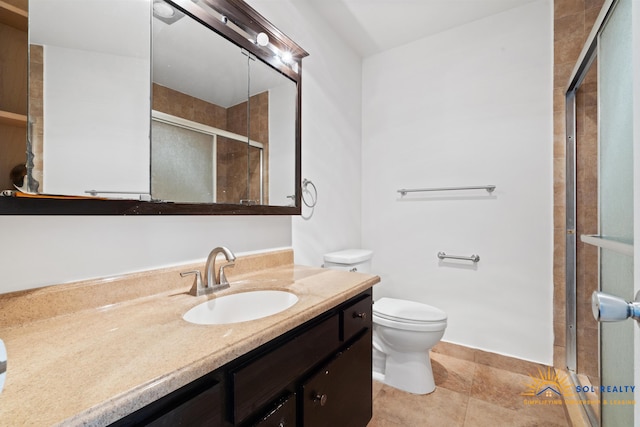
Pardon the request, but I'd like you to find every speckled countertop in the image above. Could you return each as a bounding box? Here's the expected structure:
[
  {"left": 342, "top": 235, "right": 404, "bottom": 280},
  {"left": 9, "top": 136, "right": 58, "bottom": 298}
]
[{"left": 0, "top": 249, "right": 379, "bottom": 426}]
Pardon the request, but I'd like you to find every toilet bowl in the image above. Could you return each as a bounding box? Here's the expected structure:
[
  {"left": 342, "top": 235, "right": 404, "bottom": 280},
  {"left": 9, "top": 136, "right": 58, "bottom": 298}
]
[
  {"left": 372, "top": 297, "right": 447, "bottom": 394},
  {"left": 323, "top": 249, "right": 448, "bottom": 395}
]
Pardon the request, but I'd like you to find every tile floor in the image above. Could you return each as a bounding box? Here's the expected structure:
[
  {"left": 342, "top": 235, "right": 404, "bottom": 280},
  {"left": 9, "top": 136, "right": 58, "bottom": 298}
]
[{"left": 368, "top": 343, "right": 572, "bottom": 427}]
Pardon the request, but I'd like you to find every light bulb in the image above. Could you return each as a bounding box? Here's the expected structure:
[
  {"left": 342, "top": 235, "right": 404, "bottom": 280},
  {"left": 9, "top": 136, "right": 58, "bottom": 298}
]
[
  {"left": 281, "top": 51, "right": 293, "bottom": 64},
  {"left": 256, "top": 32, "right": 269, "bottom": 47},
  {"left": 153, "top": 2, "right": 175, "bottom": 18}
]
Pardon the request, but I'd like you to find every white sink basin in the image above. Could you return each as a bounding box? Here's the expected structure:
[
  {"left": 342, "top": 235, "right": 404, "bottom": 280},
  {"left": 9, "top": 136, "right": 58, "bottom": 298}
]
[{"left": 183, "top": 290, "right": 299, "bottom": 325}]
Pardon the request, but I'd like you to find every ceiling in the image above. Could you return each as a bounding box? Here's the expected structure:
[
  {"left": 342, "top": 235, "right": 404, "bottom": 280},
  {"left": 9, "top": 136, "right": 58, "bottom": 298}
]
[{"left": 304, "top": 0, "right": 538, "bottom": 57}]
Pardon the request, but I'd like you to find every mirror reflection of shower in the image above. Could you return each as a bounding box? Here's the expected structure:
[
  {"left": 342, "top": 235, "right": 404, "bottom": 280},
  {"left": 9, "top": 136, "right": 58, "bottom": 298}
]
[{"left": 151, "top": 112, "right": 264, "bottom": 204}]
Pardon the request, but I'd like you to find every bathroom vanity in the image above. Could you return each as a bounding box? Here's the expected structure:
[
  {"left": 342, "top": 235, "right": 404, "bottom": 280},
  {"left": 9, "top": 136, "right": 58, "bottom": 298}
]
[
  {"left": 0, "top": 250, "right": 378, "bottom": 426},
  {"left": 114, "top": 291, "right": 372, "bottom": 426}
]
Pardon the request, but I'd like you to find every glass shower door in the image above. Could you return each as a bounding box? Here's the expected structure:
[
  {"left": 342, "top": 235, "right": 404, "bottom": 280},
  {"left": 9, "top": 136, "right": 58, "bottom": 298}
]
[
  {"left": 597, "top": 0, "right": 634, "bottom": 425},
  {"left": 566, "top": 0, "right": 636, "bottom": 425}
]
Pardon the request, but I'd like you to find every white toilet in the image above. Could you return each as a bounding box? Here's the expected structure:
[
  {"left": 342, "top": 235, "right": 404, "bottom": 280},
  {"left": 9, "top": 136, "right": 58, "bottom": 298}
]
[{"left": 324, "top": 249, "right": 448, "bottom": 395}]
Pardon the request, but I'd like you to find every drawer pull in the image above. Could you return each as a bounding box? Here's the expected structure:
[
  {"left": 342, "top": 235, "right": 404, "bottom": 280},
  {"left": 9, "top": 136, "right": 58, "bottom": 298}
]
[
  {"left": 313, "top": 393, "right": 328, "bottom": 406},
  {"left": 353, "top": 312, "right": 367, "bottom": 320}
]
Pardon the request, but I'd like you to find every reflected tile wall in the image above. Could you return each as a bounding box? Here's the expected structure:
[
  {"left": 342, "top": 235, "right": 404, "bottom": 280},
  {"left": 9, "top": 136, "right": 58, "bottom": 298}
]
[
  {"left": 151, "top": 85, "right": 269, "bottom": 204},
  {"left": 227, "top": 92, "right": 270, "bottom": 204}
]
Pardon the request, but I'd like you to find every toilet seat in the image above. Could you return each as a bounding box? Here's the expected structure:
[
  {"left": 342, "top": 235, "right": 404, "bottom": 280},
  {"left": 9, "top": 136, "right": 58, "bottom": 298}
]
[
  {"left": 374, "top": 297, "right": 447, "bottom": 322},
  {"left": 373, "top": 297, "right": 447, "bottom": 332}
]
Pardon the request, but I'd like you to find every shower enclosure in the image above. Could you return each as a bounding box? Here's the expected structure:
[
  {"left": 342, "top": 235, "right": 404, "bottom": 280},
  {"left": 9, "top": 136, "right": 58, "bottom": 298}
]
[
  {"left": 565, "top": 0, "right": 634, "bottom": 425},
  {"left": 151, "top": 112, "right": 264, "bottom": 204}
]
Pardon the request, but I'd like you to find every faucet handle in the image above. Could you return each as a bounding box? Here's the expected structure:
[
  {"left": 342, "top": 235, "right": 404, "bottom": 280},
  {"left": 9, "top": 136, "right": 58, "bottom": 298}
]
[
  {"left": 180, "top": 270, "right": 204, "bottom": 296},
  {"left": 218, "top": 262, "right": 235, "bottom": 287}
]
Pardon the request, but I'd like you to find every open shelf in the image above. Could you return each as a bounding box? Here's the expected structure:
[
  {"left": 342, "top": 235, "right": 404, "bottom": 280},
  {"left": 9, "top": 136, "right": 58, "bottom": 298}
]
[
  {"left": 0, "top": 110, "right": 27, "bottom": 127},
  {"left": 0, "top": 1, "right": 27, "bottom": 31},
  {"left": 580, "top": 234, "right": 634, "bottom": 257}
]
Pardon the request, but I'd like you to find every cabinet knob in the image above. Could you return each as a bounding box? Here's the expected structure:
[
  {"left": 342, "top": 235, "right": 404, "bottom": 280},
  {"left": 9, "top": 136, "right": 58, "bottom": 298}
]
[
  {"left": 353, "top": 311, "right": 367, "bottom": 320},
  {"left": 313, "top": 393, "right": 328, "bottom": 406}
]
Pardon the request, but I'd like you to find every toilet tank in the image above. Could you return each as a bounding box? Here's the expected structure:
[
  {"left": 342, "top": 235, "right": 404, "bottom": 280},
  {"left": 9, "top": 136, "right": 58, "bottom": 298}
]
[{"left": 323, "top": 249, "right": 373, "bottom": 273}]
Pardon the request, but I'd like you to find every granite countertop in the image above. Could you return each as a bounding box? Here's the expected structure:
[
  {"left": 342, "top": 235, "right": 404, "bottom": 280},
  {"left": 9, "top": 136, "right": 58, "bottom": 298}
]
[{"left": 0, "top": 252, "right": 379, "bottom": 426}]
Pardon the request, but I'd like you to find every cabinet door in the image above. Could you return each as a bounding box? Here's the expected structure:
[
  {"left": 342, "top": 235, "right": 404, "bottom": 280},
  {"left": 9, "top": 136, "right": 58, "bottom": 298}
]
[
  {"left": 232, "top": 315, "right": 339, "bottom": 424},
  {"left": 252, "top": 393, "right": 296, "bottom": 427},
  {"left": 302, "top": 330, "right": 372, "bottom": 427}
]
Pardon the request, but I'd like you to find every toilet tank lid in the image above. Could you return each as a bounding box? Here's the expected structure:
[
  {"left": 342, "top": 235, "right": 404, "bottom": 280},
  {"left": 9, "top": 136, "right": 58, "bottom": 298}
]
[
  {"left": 323, "top": 249, "right": 373, "bottom": 264},
  {"left": 373, "top": 297, "right": 447, "bottom": 322}
]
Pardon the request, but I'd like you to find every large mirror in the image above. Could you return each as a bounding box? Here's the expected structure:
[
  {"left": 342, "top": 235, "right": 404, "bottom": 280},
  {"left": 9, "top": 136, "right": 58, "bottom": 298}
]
[
  {"left": 0, "top": 0, "right": 306, "bottom": 214},
  {"left": 151, "top": 2, "right": 297, "bottom": 206}
]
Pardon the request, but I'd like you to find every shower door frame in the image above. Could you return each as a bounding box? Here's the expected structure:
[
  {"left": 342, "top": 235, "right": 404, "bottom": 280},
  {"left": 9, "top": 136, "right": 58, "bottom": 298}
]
[{"left": 564, "top": 0, "right": 617, "bottom": 425}]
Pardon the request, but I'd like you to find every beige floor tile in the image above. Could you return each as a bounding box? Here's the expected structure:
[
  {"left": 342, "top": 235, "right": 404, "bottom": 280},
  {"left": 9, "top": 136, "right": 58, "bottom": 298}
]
[
  {"left": 367, "top": 414, "right": 406, "bottom": 427},
  {"left": 373, "top": 379, "right": 384, "bottom": 400},
  {"left": 371, "top": 346, "right": 571, "bottom": 427},
  {"left": 470, "top": 364, "right": 569, "bottom": 425},
  {"left": 464, "top": 397, "right": 570, "bottom": 427},
  {"left": 372, "top": 384, "right": 468, "bottom": 427},
  {"left": 431, "top": 352, "right": 476, "bottom": 394},
  {"left": 470, "top": 364, "right": 532, "bottom": 410}
]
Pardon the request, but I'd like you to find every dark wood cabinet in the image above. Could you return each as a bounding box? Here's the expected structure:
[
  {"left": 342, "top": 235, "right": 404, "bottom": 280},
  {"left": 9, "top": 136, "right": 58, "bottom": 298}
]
[
  {"left": 111, "top": 371, "right": 223, "bottom": 427},
  {"left": 302, "top": 330, "right": 372, "bottom": 427},
  {"left": 253, "top": 393, "right": 296, "bottom": 427},
  {"left": 341, "top": 296, "right": 372, "bottom": 342},
  {"left": 113, "top": 290, "right": 372, "bottom": 427},
  {"left": 146, "top": 380, "right": 222, "bottom": 427},
  {"left": 231, "top": 315, "right": 340, "bottom": 424}
]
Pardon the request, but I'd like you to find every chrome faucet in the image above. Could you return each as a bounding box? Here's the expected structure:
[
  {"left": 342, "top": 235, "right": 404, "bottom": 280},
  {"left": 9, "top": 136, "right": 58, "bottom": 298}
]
[
  {"left": 180, "top": 246, "right": 236, "bottom": 296},
  {"left": 206, "top": 246, "right": 236, "bottom": 289}
]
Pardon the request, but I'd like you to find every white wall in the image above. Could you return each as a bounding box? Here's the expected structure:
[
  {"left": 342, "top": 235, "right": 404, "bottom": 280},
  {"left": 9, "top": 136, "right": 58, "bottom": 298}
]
[
  {"left": 0, "top": 216, "right": 291, "bottom": 293},
  {"left": 247, "top": 0, "right": 363, "bottom": 268},
  {"left": 362, "top": 1, "right": 554, "bottom": 364},
  {"left": 44, "top": 45, "right": 150, "bottom": 197},
  {"left": 0, "top": 1, "right": 363, "bottom": 294},
  {"left": 268, "top": 83, "right": 296, "bottom": 206}
]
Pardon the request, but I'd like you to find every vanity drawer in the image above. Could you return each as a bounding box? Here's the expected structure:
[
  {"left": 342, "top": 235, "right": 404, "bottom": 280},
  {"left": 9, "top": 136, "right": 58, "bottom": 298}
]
[
  {"left": 231, "top": 314, "right": 340, "bottom": 424},
  {"left": 341, "top": 295, "right": 372, "bottom": 341}
]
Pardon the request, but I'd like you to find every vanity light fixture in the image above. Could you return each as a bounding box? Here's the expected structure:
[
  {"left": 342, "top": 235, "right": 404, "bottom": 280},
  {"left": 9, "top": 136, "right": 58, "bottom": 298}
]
[{"left": 197, "top": 0, "right": 304, "bottom": 73}]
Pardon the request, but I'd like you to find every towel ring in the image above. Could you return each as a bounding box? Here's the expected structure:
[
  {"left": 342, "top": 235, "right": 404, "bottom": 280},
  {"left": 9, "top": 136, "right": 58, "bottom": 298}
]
[{"left": 302, "top": 179, "right": 317, "bottom": 208}]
